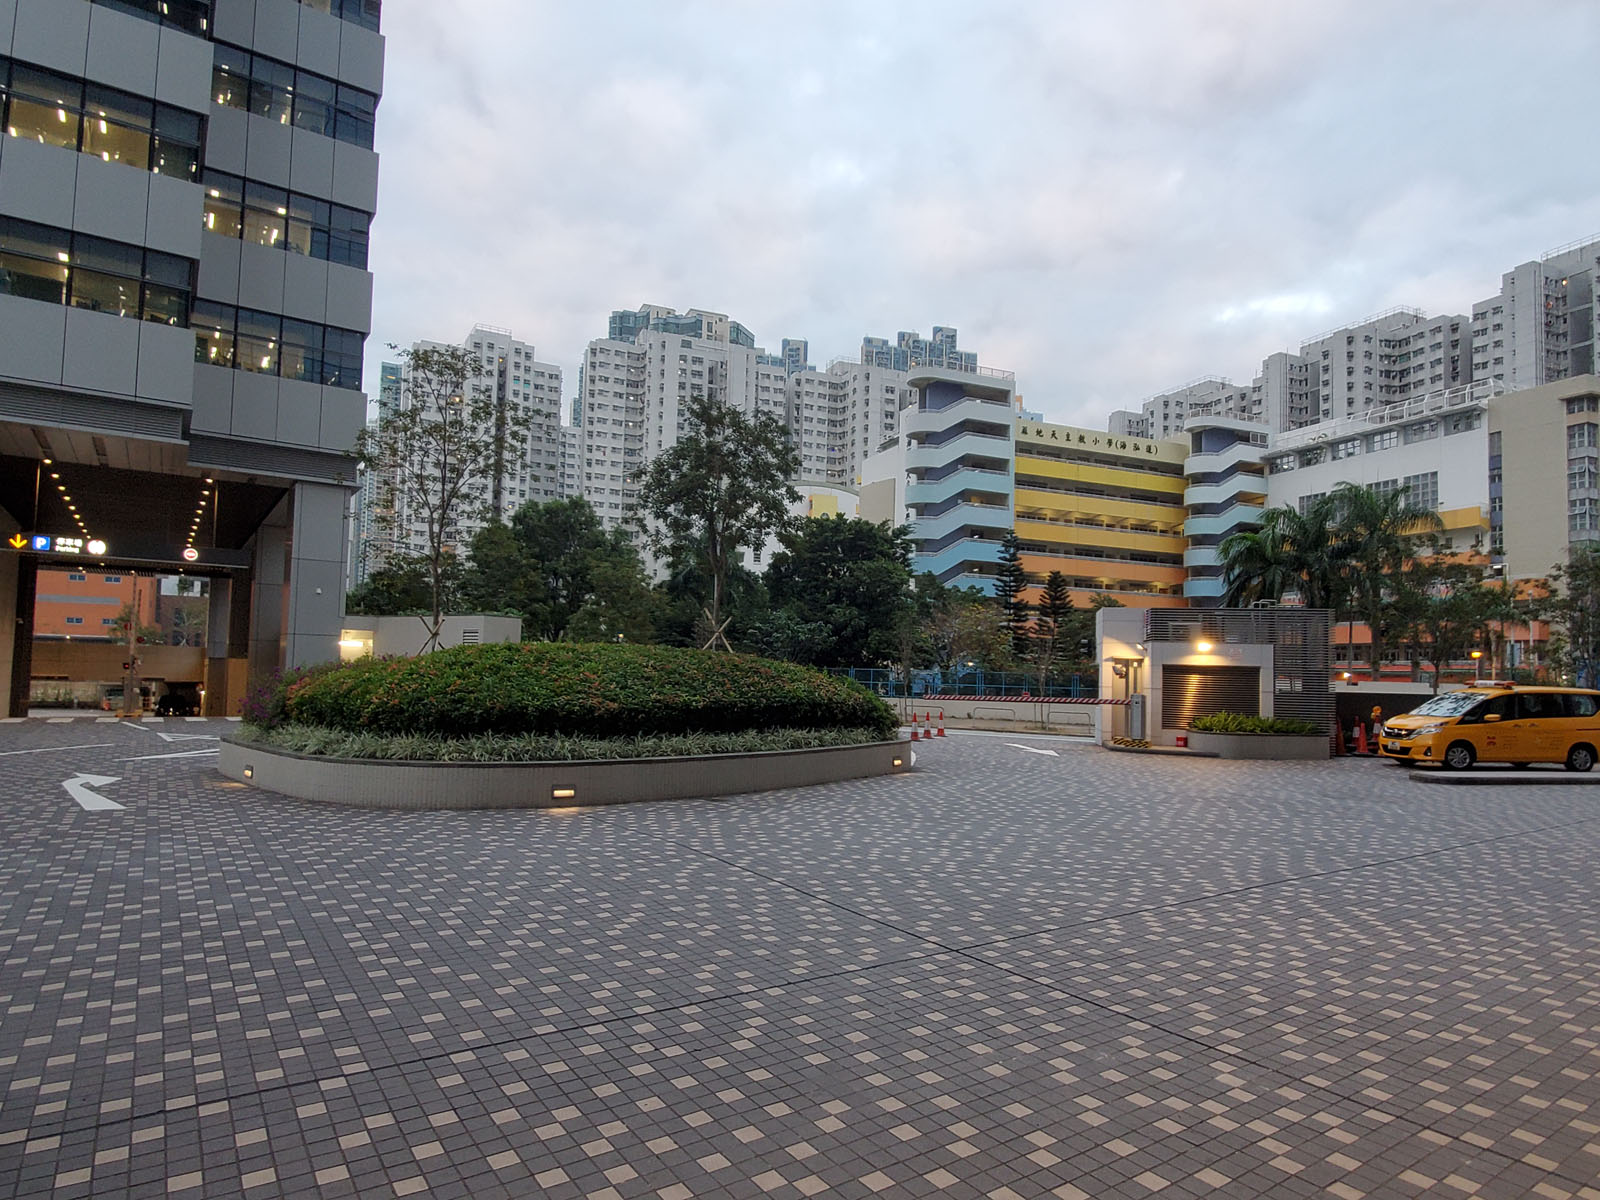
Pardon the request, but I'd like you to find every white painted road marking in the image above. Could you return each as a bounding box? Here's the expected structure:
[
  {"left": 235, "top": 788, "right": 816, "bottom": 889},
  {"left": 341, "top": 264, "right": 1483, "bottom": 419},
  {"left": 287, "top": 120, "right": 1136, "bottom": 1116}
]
[
  {"left": 62, "top": 774, "right": 124, "bottom": 812},
  {"left": 1006, "top": 743, "right": 1061, "bottom": 757},
  {"left": 0, "top": 742, "right": 117, "bottom": 757},
  {"left": 120, "top": 748, "right": 219, "bottom": 762}
]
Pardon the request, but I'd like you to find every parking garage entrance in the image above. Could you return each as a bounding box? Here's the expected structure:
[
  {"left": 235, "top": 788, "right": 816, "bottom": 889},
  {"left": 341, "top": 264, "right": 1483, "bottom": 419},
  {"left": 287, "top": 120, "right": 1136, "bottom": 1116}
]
[{"left": 1, "top": 437, "right": 348, "bottom": 718}]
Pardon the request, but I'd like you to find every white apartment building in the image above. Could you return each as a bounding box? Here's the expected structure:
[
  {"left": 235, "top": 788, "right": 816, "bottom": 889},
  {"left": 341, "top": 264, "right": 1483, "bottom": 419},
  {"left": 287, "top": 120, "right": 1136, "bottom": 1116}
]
[
  {"left": 787, "top": 359, "right": 911, "bottom": 486},
  {"left": 579, "top": 307, "right": 777, "bottom": 533},
  {"left": 1119, "top": 312, "right": 1471, "bottom": 440},
  {"left": 557, "top": 426, "right": 583, "bottom": 502},
  {"left": 1473, "top": 235, "right": 1600, "bottom": 391},
  {"left": 578, "top": 306, "right": 966, "bottom": 540},
  {"left": 1262, "top": 380, "right": 1498, "bottom": 554},
  {"left": 1300, "top": 308, "right": 1472, "bottom": 423},
  {"left": 385, "top": 325, "right": 563, "bottom": 559}
]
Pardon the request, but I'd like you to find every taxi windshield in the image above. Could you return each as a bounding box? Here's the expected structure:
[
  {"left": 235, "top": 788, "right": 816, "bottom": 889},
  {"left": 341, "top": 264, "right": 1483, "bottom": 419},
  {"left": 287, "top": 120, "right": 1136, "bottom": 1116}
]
[{"left": 1407, "top": 692, "right": 1492, "bottom": 718}]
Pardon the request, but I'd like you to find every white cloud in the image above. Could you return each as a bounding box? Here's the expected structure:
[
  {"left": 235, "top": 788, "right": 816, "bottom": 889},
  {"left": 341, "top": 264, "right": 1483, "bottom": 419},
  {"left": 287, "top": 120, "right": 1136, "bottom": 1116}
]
[{"left": 365, "top": 0, "right": 1600, "bottom": 427}]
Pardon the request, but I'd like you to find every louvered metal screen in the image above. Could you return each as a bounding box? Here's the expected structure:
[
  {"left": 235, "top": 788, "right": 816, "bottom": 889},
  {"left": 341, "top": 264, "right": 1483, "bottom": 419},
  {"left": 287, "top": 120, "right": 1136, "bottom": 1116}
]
[
  {"left": 1162, "top": 666, "right": 1260, "bottom": 730},
  {"left": 1145, "top": 607, "right": 1334, "bottom": 733}
]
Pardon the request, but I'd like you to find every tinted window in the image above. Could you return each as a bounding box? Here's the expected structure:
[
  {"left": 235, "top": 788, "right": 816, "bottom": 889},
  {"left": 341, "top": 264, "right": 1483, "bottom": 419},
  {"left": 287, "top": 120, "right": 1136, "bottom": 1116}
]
[
  {"left": 1563, "top": 693, "right": 1600, "bottom": 717},
  {"left": 1516, "top": 693, "right": 1563, "bottom": 720},
  {"left": 1460, "top": 694, "right": 1513, "bottom": 724}
]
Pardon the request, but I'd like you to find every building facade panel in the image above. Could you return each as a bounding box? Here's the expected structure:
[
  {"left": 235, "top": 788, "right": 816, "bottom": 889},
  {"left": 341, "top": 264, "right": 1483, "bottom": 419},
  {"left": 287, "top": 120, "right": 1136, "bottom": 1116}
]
[
  {"left": 85, "top": 5, "right": 158, "bottom": 94},
  {"left": 281, "top": 252, "right": 330, "bottom": 322},
  {"left": 71, "top": 155, "right": 152, "bottom": 246},
  {"left": 274, "top": 377, "right": 322, "bottom": 447},
  {"left": 228, "top": 370, "right": 280, "bottom": 442},
  {"left": 0, "top": 136, "right": 79, "bottom": 226},
  {"left": 0, "top": 294, "right": 67, "bottom": 385},
  {"left": 250, "top": 0, "right": 298, "bottom": 60},
  {"left": 134, "top": 322, "right": 197, "bottom": 406},
  {"left": 293, "top": 4, "right": 341, "bottom": 76},
  {"left": 329, "top": 141, "right": 378, "bottom": 211},
  {"left": 212, "top": 0, "right": 255, "bottom": 46},
  {"left": 11, "top": 0, "right": 88, "bottom": 76},
  {"left": 235, "top": 237, "right": 287, "bottom": 312},
  {"left": 145, "top": 172, "right": 204, "bottom": 259},
  {"left": 287, "top": 125, "right": 335, "bottom": 194},
  {"left": 62, "top": 307, "right": 140, "bottom": 397},
  {"left": 154, "top": 24, "right": 213, "bottom": 110},
  {"left": 324, "top": 260, "right": 372, "bottom": 332},
  {"left": 189, "top": 364, "right": 235, "bottom": 434},
  {"left": 242, "top": 110, "right": 293, "bottom": 181}
]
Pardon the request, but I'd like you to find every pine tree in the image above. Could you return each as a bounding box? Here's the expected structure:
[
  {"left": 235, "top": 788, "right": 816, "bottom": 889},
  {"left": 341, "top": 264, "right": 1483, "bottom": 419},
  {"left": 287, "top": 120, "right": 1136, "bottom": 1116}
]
[{"left": 995, "top": 531, "right": 1031, "bottom": 658}]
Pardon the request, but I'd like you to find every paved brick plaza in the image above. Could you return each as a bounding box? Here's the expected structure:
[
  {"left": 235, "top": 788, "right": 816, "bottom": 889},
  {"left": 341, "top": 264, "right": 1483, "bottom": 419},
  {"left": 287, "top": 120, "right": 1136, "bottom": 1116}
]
[{"left": 1, "top": 717, "right": 1597, "bottom": 1199}]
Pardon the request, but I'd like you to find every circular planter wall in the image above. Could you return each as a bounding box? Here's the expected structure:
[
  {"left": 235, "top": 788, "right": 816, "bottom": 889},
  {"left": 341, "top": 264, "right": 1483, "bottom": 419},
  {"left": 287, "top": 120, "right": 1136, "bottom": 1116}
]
[{"left": 219, "top": 737, "right": 912, "bottom": 809}]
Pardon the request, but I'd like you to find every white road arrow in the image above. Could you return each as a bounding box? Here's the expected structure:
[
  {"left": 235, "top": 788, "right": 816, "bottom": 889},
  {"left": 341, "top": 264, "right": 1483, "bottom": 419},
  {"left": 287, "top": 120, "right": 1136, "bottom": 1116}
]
[
  {"left": 62, "top": 773, "right": 124, "bottom": 812},
  {"left": 1006, "top": 743, "right": 1060, "bottom": 757}
]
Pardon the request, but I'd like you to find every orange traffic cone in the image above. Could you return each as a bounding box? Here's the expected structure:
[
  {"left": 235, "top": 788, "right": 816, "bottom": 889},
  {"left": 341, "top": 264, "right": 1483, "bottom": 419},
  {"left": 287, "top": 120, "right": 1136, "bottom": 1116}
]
[
  {"left": 1354, "top": 720, "right": 1368, "bottom": 756},
  {"left": 1334, "top": 722, "right": 1347, "bottom": 757},
  {"left": 909, "top": 712, "right": 921, "bottom": 741},
  {"left": 936, "top": 709, "right": 946, "bottom": 737}
]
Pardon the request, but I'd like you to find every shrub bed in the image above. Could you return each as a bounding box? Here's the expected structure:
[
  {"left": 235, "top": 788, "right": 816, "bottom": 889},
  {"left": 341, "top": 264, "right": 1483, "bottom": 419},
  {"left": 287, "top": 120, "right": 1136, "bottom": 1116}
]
[
  {"left": 249, "top": 643, "right": 898, "bottom": 741},
  {"left": 1189, "top": 711, "right": 1321, "bottom": 736},
  {"left": 240, "top": 724, "right": 890, "bottom": 762}
]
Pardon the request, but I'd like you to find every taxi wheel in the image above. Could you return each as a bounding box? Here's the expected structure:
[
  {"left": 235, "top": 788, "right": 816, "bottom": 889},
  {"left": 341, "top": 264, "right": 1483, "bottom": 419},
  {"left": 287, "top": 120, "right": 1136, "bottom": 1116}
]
[
  {"left": 1565, "top": 744, "right": 1595, "bottom": 773},
  {"left": 1443, "top": 741, "right": 1476, "bottom": 771}
]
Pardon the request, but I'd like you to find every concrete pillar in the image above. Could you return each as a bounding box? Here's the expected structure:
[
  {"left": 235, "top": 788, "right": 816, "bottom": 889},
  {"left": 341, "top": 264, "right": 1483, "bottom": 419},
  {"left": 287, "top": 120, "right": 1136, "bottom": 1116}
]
[
  {"left": 284, "top": 481, "right": 352, "bottom": 668},
  {"left": 203, "top": 576, "right": 232, "bottom": 716},
  {"left": 248, "top": 495, "right": 291, "bottom": 684},
  {"left": 6, "top": 556, "right": 36, "bottom": 718}
]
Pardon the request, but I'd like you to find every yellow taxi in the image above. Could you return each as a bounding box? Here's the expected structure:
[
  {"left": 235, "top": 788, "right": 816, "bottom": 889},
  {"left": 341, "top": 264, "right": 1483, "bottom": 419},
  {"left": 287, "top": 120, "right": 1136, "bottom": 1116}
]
[{"left": 1379, "top": 684, "right": 1600, "bottom": 771}]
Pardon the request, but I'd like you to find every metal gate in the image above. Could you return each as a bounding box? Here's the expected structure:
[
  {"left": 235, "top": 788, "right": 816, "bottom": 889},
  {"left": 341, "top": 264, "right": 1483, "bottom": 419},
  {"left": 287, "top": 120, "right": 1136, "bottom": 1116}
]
[{"left": 1162, "top": 665, "right": 1260, "bottom": 730}]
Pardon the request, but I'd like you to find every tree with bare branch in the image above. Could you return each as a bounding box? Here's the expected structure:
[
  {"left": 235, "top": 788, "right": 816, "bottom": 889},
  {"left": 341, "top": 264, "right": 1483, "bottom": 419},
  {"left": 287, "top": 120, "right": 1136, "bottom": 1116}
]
[{"left": 358, "top": 343, "right": 531, "bottom": 650}]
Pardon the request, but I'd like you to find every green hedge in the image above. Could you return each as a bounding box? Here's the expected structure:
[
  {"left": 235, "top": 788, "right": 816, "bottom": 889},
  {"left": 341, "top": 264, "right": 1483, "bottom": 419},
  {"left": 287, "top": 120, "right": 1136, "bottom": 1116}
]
[
  {"left": 276, "top": 643, "right": 898, "bottom": 740},
  {"left": 1189, "top": 711, "right": 1321, "bottom": 736}
]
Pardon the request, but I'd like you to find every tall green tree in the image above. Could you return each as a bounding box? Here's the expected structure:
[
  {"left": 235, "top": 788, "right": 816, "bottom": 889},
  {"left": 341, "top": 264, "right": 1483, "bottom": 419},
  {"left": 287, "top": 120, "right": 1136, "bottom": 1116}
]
[
  {"left": 763, "top": 517, "right": 915, "bottom": 667},
  {"left": 358, "top": 344, "right": 532, "bottom": 649},
  {"left": 928, "top": 593, "right": 1015, "bottom": 673},
  {"left": 510, "top": 498, "right": 646, "bottom": 642},
  {"left": 994, "top": 531, "right": 1031, "bottom": 657},
  {"left": 1332, "top": 481, "right": 1441, "bottom": 675},
  {"left": 1393, "top": 556, "right": 1497, "bottom": 692},
  {"left": 1546, "top": 546, "right": 1600, "bottom": 686},
  {"left": 636, "top": 392, "right": 799, "bottom": 648},
  {"left": 458, "top": 522, "right": 530, "bottom": 616},
  {"left": 345, "top": 554, "right": 444, "bottom": 616},
  {"left": 456, "top": 498, "right": 658, "bottom": 642}
]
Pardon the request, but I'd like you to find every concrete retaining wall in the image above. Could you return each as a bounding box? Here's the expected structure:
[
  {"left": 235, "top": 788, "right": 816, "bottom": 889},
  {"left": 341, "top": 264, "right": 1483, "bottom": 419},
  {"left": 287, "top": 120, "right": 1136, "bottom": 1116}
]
[
  {"left": 219, "top": 737, "right": 912, "bottom": 810},
  {"left": 1187, "top": 731, "right": 1329, "bottom": 760}
]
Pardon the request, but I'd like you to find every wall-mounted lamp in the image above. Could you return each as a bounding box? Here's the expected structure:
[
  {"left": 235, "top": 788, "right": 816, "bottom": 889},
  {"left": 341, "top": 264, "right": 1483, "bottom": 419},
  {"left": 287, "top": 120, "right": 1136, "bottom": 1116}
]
[
  {"left": 551, "top": 787, "right": 576, "bottom": 801},
  {"left": 242, "top": 765, "right": 254, "bottom": 779},
  {"left": 892, "top": 757, "right": 904, "bottom": 768},
  {"left": 1195, "top": 640, "right": 1214, "bottom": 653}
]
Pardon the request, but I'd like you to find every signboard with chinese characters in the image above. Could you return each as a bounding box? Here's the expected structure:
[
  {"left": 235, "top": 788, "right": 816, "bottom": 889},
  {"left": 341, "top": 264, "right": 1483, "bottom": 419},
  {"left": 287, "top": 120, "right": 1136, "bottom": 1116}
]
[
  {"left": 1013, "top": 419, "right": 1188, "bottom": 465},
  {"left": 5, "top": 533, "right": 98, "bottom": 555}
]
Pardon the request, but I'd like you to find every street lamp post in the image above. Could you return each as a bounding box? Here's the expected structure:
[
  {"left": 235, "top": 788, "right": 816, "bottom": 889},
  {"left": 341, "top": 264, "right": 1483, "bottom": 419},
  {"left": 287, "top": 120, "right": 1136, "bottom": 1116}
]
[{"left": 1471, "top": 649, "right": 1483, "bottom": 682}]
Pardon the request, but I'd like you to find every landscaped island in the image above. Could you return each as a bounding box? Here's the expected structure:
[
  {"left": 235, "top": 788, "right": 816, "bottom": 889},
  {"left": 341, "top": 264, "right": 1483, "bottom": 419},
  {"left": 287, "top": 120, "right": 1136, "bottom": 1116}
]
[
  {"left": 1187, "top": 711, "right": 1329, "bottom": 761},
  {"left": 221, "top": 643, "right": 908, "bottom": 807}
]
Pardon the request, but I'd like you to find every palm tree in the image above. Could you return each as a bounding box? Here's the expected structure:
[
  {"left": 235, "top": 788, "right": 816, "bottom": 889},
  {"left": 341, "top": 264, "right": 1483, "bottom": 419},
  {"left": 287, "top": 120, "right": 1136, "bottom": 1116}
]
[
  {"left": 1218, "top": 495, "right": 1344, "bottom": 609},
  {"left": 1332, "top": 482, "right": 1442, "bottom": 677}
]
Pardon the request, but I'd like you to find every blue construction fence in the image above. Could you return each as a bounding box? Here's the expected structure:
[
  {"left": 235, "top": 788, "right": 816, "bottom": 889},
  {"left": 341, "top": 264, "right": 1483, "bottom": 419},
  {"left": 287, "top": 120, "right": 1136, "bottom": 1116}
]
[{"left": 826, "top": 667, "right": 1099, "bottom": 699}]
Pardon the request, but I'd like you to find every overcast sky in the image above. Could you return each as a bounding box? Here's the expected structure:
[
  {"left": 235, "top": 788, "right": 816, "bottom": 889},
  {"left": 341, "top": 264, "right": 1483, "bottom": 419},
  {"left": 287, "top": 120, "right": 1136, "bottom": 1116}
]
[{"left": 367, "top": 0, "right": 1600, "bottom": 428}]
